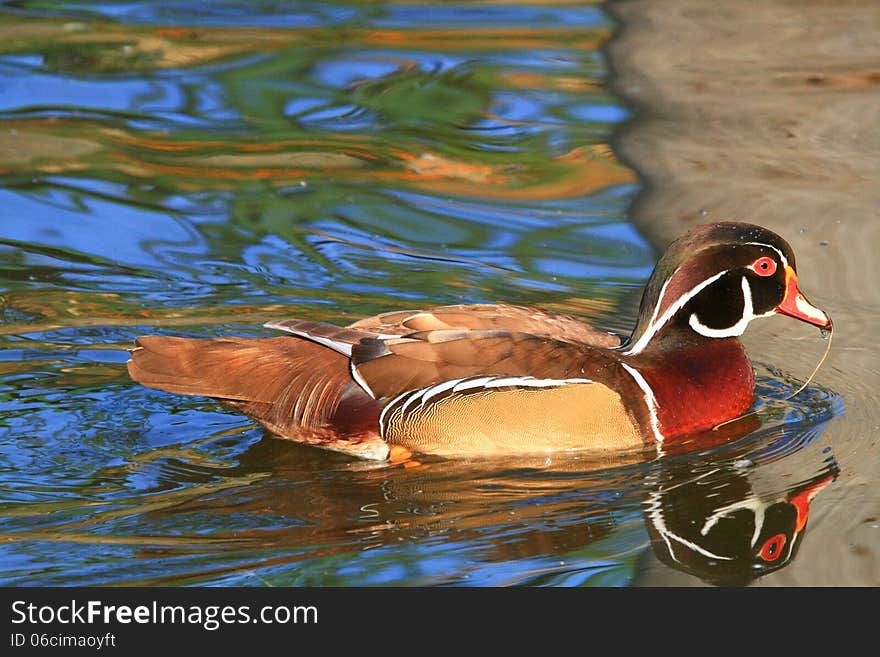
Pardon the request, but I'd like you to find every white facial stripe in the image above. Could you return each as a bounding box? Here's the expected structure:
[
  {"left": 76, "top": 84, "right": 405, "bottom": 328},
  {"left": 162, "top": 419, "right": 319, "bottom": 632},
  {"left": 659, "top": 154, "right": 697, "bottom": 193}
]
[
  {"left": 624, "top": 241, "right": 790, "bottom": 354},
  {"left": 700, "top": 494, "right": 768, "bottom": 549},
  {"left": 623, "top": 270, "right": 728, "bottom": 355},
  {"left": 621, "top": 363, "right": 663, "bottom": 443},
  {"left": 660, "top": 526, "right": 736, "bottom": 562},
  {"left": 785, "top": 530, "right": 801, "bottom": 560},
  {"left": 688, "top": 276, "right": 755, "bottom": 338},
  {"left": 742, "top": 241, "right": 788, "bottom": 268}
]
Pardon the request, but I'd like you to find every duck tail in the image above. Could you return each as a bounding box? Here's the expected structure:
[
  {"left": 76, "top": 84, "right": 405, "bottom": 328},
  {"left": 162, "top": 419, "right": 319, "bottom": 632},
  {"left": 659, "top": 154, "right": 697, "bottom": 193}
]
[{"left": 127, "top": 335, "right": 387, "bottom": 459}]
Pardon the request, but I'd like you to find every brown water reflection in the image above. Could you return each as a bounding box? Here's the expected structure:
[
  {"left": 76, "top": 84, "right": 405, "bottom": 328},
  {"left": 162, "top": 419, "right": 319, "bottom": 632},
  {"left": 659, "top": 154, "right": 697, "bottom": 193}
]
[{"left": 609, "top": 0, "right": 880, "bottom": 585}]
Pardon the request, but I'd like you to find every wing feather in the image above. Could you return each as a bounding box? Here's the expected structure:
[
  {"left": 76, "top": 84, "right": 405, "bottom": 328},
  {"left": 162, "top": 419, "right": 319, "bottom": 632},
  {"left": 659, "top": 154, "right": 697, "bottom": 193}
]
[
  {"left": 351, "top": 330, "right": 600, "bottom": 399},
  {"left": 349, "top": 303, "right": 620, "bottom": 347}
]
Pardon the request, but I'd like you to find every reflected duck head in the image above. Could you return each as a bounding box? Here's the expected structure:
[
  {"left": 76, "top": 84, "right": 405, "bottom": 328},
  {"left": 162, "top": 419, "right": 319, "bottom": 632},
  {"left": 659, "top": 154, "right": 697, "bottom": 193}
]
[{"left": 645, "top": 462, "right": 836, "bottom": 586}]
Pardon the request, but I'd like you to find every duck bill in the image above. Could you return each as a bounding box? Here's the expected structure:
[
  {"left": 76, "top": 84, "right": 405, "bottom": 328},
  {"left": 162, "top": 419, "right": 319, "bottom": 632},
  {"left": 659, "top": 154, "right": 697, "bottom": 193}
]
[
  {"left": 775, "top": 266, "right": 832, "bottom": 330},
  {"left": 790, "top": 474, "right": 836, "bottom": 533}
]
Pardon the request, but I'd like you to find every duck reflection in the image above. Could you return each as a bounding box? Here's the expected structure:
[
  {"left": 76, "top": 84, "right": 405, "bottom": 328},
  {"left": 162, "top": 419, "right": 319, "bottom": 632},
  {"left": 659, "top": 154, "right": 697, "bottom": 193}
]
[
  {"left": 643, "top": 439, "right": 837, "bottom": 586},
  {"left": 127, "top": 403, "right": 838, "bottom": 587}
]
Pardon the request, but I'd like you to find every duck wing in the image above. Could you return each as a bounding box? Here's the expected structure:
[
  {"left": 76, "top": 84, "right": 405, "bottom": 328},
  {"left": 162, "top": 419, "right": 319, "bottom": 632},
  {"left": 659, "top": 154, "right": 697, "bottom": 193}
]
[
  {"left": 348, "top": 303, "right": 621, "bottom": 348},
  {"left": 349, "top": 328, "right": 607, "bottom": 400}
]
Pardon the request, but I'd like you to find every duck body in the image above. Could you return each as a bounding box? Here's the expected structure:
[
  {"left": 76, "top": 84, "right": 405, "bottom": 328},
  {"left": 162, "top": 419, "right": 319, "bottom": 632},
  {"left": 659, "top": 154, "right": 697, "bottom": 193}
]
[{"left": 128, "top": 223, "right": 831, "bottom": 461}]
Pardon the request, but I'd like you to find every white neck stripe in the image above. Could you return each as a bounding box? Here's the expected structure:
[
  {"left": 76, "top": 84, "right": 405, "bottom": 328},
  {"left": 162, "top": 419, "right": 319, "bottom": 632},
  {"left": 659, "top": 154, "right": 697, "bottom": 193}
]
[
  {"left": 623, "top": 269, "right": 728, "bottom": 355},
  {"left": 621, "top": 363, "right": 663, "bottom": 443}
]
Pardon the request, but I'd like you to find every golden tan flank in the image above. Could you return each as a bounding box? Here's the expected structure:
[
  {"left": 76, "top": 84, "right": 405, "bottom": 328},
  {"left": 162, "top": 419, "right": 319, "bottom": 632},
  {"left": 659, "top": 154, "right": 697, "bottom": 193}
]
[{"left": 382, "top": 383, "right": 644, "bottom": 456}]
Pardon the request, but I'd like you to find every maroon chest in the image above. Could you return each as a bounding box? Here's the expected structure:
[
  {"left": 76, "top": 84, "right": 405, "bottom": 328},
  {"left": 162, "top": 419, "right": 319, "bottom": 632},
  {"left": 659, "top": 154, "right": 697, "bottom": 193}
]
[{"left": 633, "top": 339, "right": 756, "bottom": 440}]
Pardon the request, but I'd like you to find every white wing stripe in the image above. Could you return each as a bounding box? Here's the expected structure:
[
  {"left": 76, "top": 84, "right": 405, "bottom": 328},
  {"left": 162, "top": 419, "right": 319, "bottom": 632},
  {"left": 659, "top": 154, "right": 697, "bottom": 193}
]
[
  {"left": 452, "top": 377, "right": 495, "bottom": 392},
  {"left": 350, "top": 363, "right": 376, "bottom": 398},
  {"left": 273, "top": 330, "right": 353, "bottom": 356}
]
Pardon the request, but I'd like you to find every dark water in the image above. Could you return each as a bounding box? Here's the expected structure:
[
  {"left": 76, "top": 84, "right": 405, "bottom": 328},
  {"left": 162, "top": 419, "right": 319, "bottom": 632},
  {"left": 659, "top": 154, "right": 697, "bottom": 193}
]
[{"left": 0, "top": 1, "right": 842, "bottom": 586}]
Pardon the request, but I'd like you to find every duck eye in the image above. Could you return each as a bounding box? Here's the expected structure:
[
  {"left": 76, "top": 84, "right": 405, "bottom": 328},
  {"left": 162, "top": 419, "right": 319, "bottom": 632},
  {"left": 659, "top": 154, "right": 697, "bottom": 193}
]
[
  {"left": 750, "top": 256, "right": 777, "bottom": 277},
  {"left": 759, "top": 533, "right": 787, "bottom": 562}
]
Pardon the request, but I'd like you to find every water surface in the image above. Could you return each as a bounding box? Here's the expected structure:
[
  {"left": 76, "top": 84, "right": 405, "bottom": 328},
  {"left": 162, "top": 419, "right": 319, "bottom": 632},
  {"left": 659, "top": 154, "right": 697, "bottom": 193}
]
[
  {"left": 0, "top": 0, "right": 845, "bottom": 586},
  {"left": 609, "top": 0, "right": 879, "bottom": 586}
]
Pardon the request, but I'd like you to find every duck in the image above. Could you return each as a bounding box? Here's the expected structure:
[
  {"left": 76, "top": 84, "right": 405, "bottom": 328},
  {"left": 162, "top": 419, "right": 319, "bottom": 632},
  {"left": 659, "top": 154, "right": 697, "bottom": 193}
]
[{"left": 127, "top": 222, "right": 832, "bottom": 461}]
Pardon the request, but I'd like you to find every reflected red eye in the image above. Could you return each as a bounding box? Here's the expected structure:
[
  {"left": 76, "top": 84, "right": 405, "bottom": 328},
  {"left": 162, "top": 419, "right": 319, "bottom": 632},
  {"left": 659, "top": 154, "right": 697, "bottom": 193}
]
[
  {"left": 759, "top": 533, "right": 787, "bottom": 561},
  {"left": 750, "top": 256, "right": 777, "bottom": 277}
]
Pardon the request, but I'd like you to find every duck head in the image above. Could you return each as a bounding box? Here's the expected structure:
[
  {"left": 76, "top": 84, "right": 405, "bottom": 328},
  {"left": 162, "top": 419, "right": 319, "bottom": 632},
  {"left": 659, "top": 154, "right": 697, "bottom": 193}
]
[{"left": 623, "top": 222, "right": 831, "bottom": 355}]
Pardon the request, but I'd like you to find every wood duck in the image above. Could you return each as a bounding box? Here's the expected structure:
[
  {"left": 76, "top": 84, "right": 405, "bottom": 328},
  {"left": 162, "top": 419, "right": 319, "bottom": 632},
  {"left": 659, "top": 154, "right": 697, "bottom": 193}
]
[{"left": 128, "top": 222, "right": 832, "bottom": 461}]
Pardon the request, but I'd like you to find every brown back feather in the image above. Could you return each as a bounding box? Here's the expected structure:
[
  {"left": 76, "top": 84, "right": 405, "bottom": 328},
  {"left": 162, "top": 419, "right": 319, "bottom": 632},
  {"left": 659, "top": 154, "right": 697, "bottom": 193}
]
[
  {"left": 351, "top": 330, "right": 601, "bottom": 400},
  {"left": 349, "top": 304, "right": 621, "bottom": 347}
]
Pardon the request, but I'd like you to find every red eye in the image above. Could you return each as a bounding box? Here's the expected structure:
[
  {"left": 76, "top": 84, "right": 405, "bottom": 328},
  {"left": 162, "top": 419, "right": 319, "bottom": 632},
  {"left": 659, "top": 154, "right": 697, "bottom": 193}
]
[
  {"left": 759, "top": 533, "right": 787, "bottom": 562},
  {"left": 750, "top": 256, "right": 777, "bottom": 277}
]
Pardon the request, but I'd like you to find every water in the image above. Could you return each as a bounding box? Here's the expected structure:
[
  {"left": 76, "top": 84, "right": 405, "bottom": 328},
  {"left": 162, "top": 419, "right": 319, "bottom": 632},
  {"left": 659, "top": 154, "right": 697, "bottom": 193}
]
[
  {"left": 0, "top": 1, "right": 846, "bottom": 586},
  {"left": 609, "top": 0, "right": 880, "bottom": 586}
]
